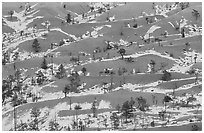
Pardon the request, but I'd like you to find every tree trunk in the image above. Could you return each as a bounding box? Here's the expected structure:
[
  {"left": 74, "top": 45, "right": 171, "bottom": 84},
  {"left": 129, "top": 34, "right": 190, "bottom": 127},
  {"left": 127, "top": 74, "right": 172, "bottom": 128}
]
[
  {"left": 93, "top": 108, "right": 96, "bottom": 117},
  {"left": 76, "top": 110, "right": 78, "bottom": 130},
  {"left": 36, "top": 117, "right": 39, "bottom": 131},
  {"left": 93, "top": 53, "right": 95, "bottom": 60},
  {"left": 103, "top": 86, "right": 106, "bottom": 94},
  {"left": 123, "top": 74, "right": 125, "bottom": 84},
  {"left": 143, "top": 112, "right": 145, "bottom": 127},
  {"left": 69, "top": 97, "right": 72, "bottom": 110},
  {"left": 64, "top": 92, "right": 66, "bottom": 98},
  {"left": 110, "top": 75, "right": 113, "bottom": 92},
  {"left": 77, "top": 55, "right": 80, "bottom": 65},
  {"left": 14, "top": 106, "right": 17, "bottom": 131},
  {"left": 164, "top": 102, "right": 166, "bottom": 112},
  {"left": 125, "top": 112, "right": 128, "bottom": 123},
  {"left": 186, "top": 101, "right": 189, "bottom": 105},
  {"left": 152, "top": 65, "right": 155, "bottom": 73},
  {"left": 121, "top": 117, "right": 123, "bottom": 128},
  {"left": 195, "top": 15, "right": 198, "bottom": 20},
  {"left": 163, "top": 102, "right": 166, "bottom": 121},
  {"left": 51, "top": 56, "right": 53, "bottom": 75}
]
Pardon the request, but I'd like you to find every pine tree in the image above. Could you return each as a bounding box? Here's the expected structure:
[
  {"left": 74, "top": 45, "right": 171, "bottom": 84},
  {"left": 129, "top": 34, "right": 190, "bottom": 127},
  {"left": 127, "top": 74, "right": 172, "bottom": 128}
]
[
  {"left": 36, "top": 70, "right": 45, "bottom": 85},
  {"left": 66, "top": 13, "right": 72, "bottom": 23},
  {"left": 181, "top": 28, "right": 185, "bottom": 38},
  {"left": 29, "top": 107, "right": 41, "bottom": 131},
  {"left": 63, "top": 84, "right": 71, "bottom": 98},
  {"left": 129, "top": 97, "right": 135, "bottom": 110},
  {"left": 118, "top": 48, "right": 126, "bottom": 60},
  {"left": 14, "top": 69, "right": 21, "bottom": 86},
  {"left": 32, "top": 39, "right": 41, "bottom": 52},
  {"left": 150, "top": 60, "right": 156, "bottom": 73},
  {"left": 2, "top": 52, "right": 9, "bottom": 65},
  {"left": 17, "top": 120, "right": 28, "bottom": 131},
  {"left": 116, "top": 104, "right": 121, "bottom": 113},
  {"left": 74, "top": 105, "right": 82, "bottom": 130},
  {"left": 41, "top": 58, "right": 48, "bottom": 69},
  {"left": 136, "top": 96, "right": 149, "bottom": 111},
  {"left": 8, "top": 10, "right": 14, "bottom": 19},
  {"left": 110, "top": 112, "right": 119, "bottom": 130},
  {"left": 161, "top": 70, "right": 171, "bottom": 81},
  {"left": 68, "top": 71, "right": 81, "bottom": 93},
  {"left": 163, "top": 95, "right": 173, "bottom": 112},
  {"left": 121, "top": 101, "right": 131, "bottom": 122},
  {"left": 92, "top": 97, "right": 97, "bottom": 117},
  {"left": 81, "top": 67, "right": 87, "bottom": 76},
  {"left": 56, "top": 64, "right": 66, "bottom": 79},
  {"left": 136, "top": 96, "right": 149, "bottom": 126},
  {"left": 48, "top": 120, "right": 61, "bottom": 131}
]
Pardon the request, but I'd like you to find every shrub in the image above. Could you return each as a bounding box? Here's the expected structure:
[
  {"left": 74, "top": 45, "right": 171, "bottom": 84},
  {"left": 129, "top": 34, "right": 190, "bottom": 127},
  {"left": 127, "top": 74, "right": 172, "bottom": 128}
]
[
  {"left": 59, "top": 40, "right": 65, "bottom": 46},
  {"left": 70, "top": 56, "right": 79, "bottom": 63},
  {"left": 133, "top": 23, "right": 138, "bottom": 28},
  {"left": 170, "top": 53, "right": 174, "bottom": 57},
  {"left": 186, "top": 69, "right": 196, "bottom": 75},
  {"left": 161, "top": 70, "right": 171, "bottom": 81},
  {"left": 135, "top": 69, "right": 141, "bottom": 74},
  {"left": 120, "top": 31, "right": 124, "bottom": 36},
  {"left": 191, "top": 124, "right": 199, "bottom": 131},
  {"left": 179, "top": 2, "right": 189, "bottom": 10}
]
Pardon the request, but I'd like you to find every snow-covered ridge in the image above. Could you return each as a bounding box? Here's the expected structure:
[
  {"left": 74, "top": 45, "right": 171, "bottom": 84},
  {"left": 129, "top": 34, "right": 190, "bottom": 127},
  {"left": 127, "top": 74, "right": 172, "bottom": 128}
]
[
  {"left": 3, "top": 3, "right": 42, "bottom": 32},
  {"left": 144, "top": 25, "right": 161, "bottom": 40}
]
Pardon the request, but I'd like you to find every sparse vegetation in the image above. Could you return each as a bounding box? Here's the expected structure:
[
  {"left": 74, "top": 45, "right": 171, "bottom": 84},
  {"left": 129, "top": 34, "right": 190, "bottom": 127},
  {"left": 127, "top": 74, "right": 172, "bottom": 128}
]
[
  {"left": 192, "top": 9, "right": 200, "bottom": 20},
  {"left": 179, "top": 2, "right": 190, "bottom": 10}
]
